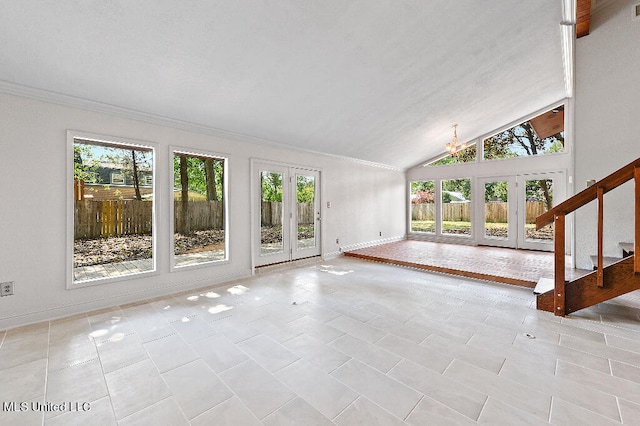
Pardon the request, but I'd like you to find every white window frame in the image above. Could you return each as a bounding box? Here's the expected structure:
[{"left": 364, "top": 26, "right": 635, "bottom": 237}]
[
  {"left": 67, "top": 130, "right": 158, "bottom": 289},
  {"left": 407, "top": 99, "right": 574, "bottom": 250},
  {"left": 169, "top": 146, "right": 230, "bottom": 271}
]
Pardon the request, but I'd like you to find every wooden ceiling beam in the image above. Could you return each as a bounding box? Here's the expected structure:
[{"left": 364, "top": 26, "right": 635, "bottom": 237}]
[{"left": 576, "top": 0, "right": 592, "bottom": 38}]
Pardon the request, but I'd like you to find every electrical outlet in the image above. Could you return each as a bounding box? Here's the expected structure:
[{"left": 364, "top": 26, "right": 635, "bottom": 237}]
[
  {"left": 379, "top": 231, "right": 382, "bottom": 237},
  {"left": 1, "top": 281, "right": 14, "bottom": 296},
  {"left": 336, "top": 238, "right": 339, "bottom": 244}
]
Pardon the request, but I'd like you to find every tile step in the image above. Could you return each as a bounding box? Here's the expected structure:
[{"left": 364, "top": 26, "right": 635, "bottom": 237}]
[
  {"left": 589, "top": 255, "right": 622, "bottom": 270},
  {"left": 619, "top": 242, "right": 634, "bottom": 257},
  {"left": 533, "top": 277, "right": 555, "bottom": 295}
]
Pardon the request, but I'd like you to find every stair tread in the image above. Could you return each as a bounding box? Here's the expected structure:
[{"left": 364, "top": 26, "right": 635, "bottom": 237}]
[
  {"left": 620, "top": 242, "right": 635, "bottom": 256},
  {"left": 537, "top": 255, "right": 640, "bottom": 315},
  {"left": 589, "top": 255, "right": 622, "bottom": 269},
  {"left": 534, "top": 277, "right": 554, "bottom": 295}
]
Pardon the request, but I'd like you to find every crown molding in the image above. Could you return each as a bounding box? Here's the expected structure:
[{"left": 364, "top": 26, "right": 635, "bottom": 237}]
[{"left": 0, "top": 80, "right": 403, "bottom": 172}]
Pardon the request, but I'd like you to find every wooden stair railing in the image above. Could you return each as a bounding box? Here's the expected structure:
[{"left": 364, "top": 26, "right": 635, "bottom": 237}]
[{"left": 536, "top": 157, "right": 640, "bottom": 316}]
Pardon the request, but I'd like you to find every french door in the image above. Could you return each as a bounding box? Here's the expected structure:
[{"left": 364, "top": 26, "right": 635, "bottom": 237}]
[
  {"left": 477, "top": 172, "right": 563, "bottom": 251},
  {"left": 254, "top": 162, "right": 321, "bottom": 266},
  {"left": 477, "top": 176, "right": 518, "bottom": 248},
  {"left": 517, "top": 173, "right": 560, "bottom": 251}
]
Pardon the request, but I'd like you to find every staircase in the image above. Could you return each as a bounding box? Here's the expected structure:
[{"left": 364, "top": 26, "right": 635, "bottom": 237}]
[{"left": 536, "top": 158, "right": 640, "bottom": 316}]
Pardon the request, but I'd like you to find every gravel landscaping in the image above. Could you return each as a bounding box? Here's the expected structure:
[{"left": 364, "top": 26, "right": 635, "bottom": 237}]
[
  {"left": 74, "top": 229, "right": 225, "bottom": 267},
  {"left": 261, "top": 225, "right": 314, "bottom": 244}
]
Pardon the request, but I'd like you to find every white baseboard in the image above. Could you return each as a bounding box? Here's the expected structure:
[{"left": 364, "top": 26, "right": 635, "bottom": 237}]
[
  {"left": 323, "top": 251, "right": 342, "bottom": 260},
  {"left": 340, "top": 235, "right": 406, "bottom": 253},
  {"left": 0, "top": 268, "right": 252, "bottom": 332}
]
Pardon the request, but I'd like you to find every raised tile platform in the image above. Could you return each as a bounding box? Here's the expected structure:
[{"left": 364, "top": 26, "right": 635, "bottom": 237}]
[{"left": 345, "top": 240, "right": 590, "bottom": 288}]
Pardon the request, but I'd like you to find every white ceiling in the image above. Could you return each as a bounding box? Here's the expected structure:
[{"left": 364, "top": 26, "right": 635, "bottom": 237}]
[{"left": 0, "top": 1, "right": 567, "bottom": 169}]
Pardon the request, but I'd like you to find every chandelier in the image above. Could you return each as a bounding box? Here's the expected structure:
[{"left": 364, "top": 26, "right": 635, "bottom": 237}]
[{"left": 445, "top": 124, "right": 467, "bottom": 156}]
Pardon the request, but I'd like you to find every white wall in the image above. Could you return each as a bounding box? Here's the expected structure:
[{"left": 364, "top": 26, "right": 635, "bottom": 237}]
[
  {"left": 574, "top": 0, "right": 640, "bottom": 269},
  {"left": 0, "top": 92, "right": 406, "bottom": 330}
]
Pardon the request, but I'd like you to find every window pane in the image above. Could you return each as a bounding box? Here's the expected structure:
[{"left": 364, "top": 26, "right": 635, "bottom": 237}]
[
  {"left": 173, "top": 152, "right": 226, "bottom": 267},
  {"left": 296, "top": 174, "right": 316, "bottom": 249},
  {"left": 441, "top": 178, "right": 471, "bottom": 236},
  {"left": 260, "top": 171, "right": 284, "bottom": 255},
  {"left": 410, "top": 181, "right": 435, "bottom": 233},
  {"left": 483, "top": 106, "right": 564, "bottom": 160},
  {"left": 484, "top": 181, "right": 509, "bottom": 240},
  {"left": 429, "top": 144, "right": 476, "bottom": 166},
  {"left": 525, "top": 178, "right": 554, "bottom": 242},
  {"left": 73, "top": 139, "right": 154, "bottom": 283}
]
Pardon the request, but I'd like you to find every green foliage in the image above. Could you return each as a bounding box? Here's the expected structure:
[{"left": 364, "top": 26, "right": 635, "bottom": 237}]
[
  {"left": 98, "top": 145, "right": 152, "bottom": 197},
  {"left": 411, "top": 181, "right": 436, "bottom": 203},
  {"left": 101, "top": 146, "right": 152, "bottom": 172},
  {"left": 430, "top": 144, "right": 477, "bottom": 166},
  {"left": 411, "top": 180, "right": 434, "bottom": 193},
  {"left": 442, "top": 178, "right": 471, "bottom": 201},
  {"left": 546, "top": 140, "right": 564, "bottom": 154},
  {"left": 525, "top": 179, "right": 553, "bottom": 204},
  {"left": 296, "top": 175, "right": 315, "bottom": 203},
  {"left": 173, "top": 155, "right": 224, "bottom": 200},
  {"left": 73, "top": 143, "right": 99, "bottom": 182},
  {"left": 483, "top": 121, "right": 564, "bottom": 160},
  {"left": 261, "top": 172, "right": 282, "bottom": 202},
  {"left": 484, "top": 181, "right": 508, "bottom": 202}
]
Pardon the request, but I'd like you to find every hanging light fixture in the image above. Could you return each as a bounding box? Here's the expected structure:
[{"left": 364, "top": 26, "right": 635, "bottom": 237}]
[{"left": 445, "top": 124, "right": 467, "bottom": 156}]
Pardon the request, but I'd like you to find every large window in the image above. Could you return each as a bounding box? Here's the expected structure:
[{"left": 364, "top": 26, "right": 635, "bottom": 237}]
[
  {"left": 172, "top": 150, "right": 227, "bottom": 268},
  {"left": 71, "top": 135, "right": 155, "bottom": 284},
  {"left": 410, "top": 181, "right": 435, "bottom": 233},
  {"left": 483, "top": 106, "right": 564, "bottom": 160},
  {"left": 441, "top": 178, "right": 471, "bottom": 236},
  {"left": 429, "top": 145, "right": 477, "bottom": 166}
]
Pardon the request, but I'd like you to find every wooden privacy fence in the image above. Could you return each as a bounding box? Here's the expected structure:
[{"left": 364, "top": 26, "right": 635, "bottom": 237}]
[
  {"left": 75, "top": 200, "right": 224, "bottom": 239},
  {"left": 524, "top": 202, "right": 547, "bottom": 224},
  {"left": 174, "top": 201, "right": 224, "bottom": 232},
  {"left": 75, "top": 200, "right": 152, "bottom": 239},
  {"left": 411, "top": 201, "right": 547, "bottom": 223},
  {"left": 261, "top": 202, "right": 314, "bottom": 226}
]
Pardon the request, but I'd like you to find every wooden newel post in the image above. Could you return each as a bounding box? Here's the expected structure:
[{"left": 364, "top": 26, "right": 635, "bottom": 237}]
[{"left": 554, "top": 213, "right": 566, "bottom": 316}]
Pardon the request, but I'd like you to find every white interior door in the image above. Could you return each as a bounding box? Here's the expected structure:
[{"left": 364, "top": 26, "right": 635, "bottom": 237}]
[{"left": 254, "top": 162, "right": 321, "bottom": 267}]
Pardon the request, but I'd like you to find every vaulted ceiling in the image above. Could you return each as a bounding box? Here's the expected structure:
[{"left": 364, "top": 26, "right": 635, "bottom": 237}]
[{"left": 0, "top": 1, "right": 569, "bottom": 169}]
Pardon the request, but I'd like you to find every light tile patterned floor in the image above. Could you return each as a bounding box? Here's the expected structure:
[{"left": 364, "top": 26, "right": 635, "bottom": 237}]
[{"left": 2, "top": 257, "right": 640, "bottom": 425}]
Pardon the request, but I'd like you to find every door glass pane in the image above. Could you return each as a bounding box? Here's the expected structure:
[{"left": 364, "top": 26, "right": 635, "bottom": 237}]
[
  {"left": 73, "top": 138, "right": 154, "bottom": 283},
  {"left": 296, "top": 174, "right": 316, "bottom": 249},
  {"left": 441, "top": 178, "right": 471, "bottom": 236},
  {"left": 525, "top": 178, "right": 554, "bottom": 242},
  {"left": 410, "top": 181, "right": 435, "bottom": 233},
  {"left": 484, "top": 181, "right": 509, "bottom": 240},
  {"left": 261, "top": 171, "right": 284, "bottom": 254},
  {"left": 173, "top": 152, "right": 226, "bottom": 268}
]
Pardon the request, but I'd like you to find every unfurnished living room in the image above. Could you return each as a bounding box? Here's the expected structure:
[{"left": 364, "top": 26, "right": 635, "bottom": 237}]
[{"left": 1, "top": 1, "right": 640, "bottom": 425}]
